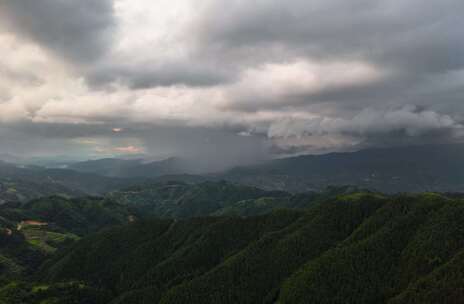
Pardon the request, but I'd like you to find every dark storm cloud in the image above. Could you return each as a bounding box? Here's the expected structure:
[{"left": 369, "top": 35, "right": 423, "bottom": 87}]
[
  {"left": 0, "top": 0, "right": 235, "bottom": 89},
  {"left": 86, "top": 60, "right": 233, "bottom": 89},
  {"left": 194, "top": 0, "right": 464, "bottom": 114},
  {"left": 7, "top": 122, "right": 121, "bottom": 139},
  {"left": 196, "top": 0, "right": 464, "bottom": 71},
  {"left": 1, "top": 0, "right": 463, "bottom": 160},
  {"left": 0, "top": 0, "right": 115, "bottom": 64}
]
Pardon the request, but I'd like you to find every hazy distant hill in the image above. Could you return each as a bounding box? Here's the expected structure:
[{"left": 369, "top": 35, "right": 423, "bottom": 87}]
[
  {"left": 67, "top": 158, "right": 144, "bottom": 177},
  {"left": 0, "top": 154, "right": 24, "bottom": 164},
  {"left": 60, "top": 144, "right": 464, "bottom": 193},
  {"left": 68, "top": 157, "right": 196, "bottom": 178},
  {"left": 0, "top": 161, "right": 146, "bottom": 198},
  {"left": 223, "top": 144, "right": 464, "bottom": 193},
  {"left": 0, "top": 178, "right": 81, "bottom": 204}
]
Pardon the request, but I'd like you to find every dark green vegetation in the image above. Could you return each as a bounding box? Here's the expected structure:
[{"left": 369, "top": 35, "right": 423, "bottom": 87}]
[
  {"left": 3, "top": 196, "right": 135, "bottom": 236},
  {"left": 1, "top": 191, "right": 463, "bottom": 303},
  {"left": 0, "top": 181, "right": 312, "bottom": 282},
  {"left": 1, "top": 175, "right": 464, "bottom": 303},
  {"left": 106, "top": 182, "right": 363, "bottom": 219},
  {"left": 0, "top": 194, "right": 139, "bottom": 303},
  {"left": 0, "top": 196, "right": 137, "bottom": 284},
  {"left": 107, "top": 181, "right": 291, "bottom": 218}
]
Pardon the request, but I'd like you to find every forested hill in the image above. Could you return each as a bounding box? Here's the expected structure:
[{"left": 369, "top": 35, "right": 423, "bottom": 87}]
[
  {"left": 223, "top": 144, "right": 464, "bottom": 193},
  {"left": 5, "top": 192, "right": 462, "bottom": 304},
  {"left": 107, "top": 181, "right": 299, "bottom": 218},
  {"left": 0, "top": 181, "right": 351, "bottom": 294}
]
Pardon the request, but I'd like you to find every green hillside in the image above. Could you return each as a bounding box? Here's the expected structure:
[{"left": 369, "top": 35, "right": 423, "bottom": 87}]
[
  {"left": 106, "top": 181, "right": 361, "bottom": 219},
  {"left": 0, "top": 195, "right": 137, "bottom": 288},
  {"left": 1, "top": 196, "right": 134, "bottom": 236},
  {"left": 106, "top": 181, "right": 291, "bottom": 218},
  {"left": 23, "top": 192, "right": 464, "bottom": 304},
  {"left": 1, "top": 185, "right": 464, "bottom": 303}
]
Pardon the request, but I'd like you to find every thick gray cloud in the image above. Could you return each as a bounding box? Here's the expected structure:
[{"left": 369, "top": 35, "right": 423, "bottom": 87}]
[
  {"left": 0, "top": 0, "right": 463, "bottom": 163},
  {"left": 86, "top": 60, "right": 233, "bottom": 89},
  {"left": 196, "top": 0, "right": 464, "bottom": 70},
  {"left": 193, "top": 0, "right": 464, "bottom": 109},
  {"left": 0, "top": 0, "right": 115, "bottom": 64},
  {"left": 267, "top": 105, "right": 462, "bottom": 138}
]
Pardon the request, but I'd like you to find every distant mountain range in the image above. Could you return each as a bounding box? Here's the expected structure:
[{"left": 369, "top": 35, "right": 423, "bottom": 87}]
[
  {"left": 223, "top": 143, "right": 464, "bottom": 193},
  {"left": 2, "top": 143, "right": 464, "bottom": 194},
  {"left": 0, "top": 161, "right": 147, "bottom": 203},
  {"left": 50, "top": 144, "right": 464, "bottom": 193},
  {"left": 67, "top": 157, "right": 193, "bottom": 178}
]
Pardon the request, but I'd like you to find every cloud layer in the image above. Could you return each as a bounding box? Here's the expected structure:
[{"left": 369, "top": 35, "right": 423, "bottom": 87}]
[
  {"left": 0, "top": 0, "right": 463, "bottom": 165},
  {"left": 0, "top": 0, "right": 115, "bottom": 64}
]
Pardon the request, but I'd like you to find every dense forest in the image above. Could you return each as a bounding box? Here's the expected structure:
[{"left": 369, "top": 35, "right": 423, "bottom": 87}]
[{"left": 1, "top": 181, "right": 464, "bottom": 303}]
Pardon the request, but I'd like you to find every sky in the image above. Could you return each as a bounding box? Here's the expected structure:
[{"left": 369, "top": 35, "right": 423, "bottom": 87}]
[{"left": 0, "top": 0, "right": 463, "bottom": 169}]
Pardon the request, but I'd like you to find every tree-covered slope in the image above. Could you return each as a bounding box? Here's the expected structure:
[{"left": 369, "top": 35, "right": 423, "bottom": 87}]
[
  {"left": 0, "top": 195, "right": 136, "bottom": 286},
  {"left": 278, "top": 193, "right": 454, "bottom": 303},
  {"left": 1, "top": 196, "right": 134, "bottom": 236},
  {"left": 106, "top": 181, "right": 291, "bottom": 218},
  {"left": 106, "top": 181, "right": 361, "bottom": 219},
  {"left": 43, "top": 210, "right": 303, "bottom": 303},
  {"left": 37, "top": 193, "right": 464, "bottom": 304}
]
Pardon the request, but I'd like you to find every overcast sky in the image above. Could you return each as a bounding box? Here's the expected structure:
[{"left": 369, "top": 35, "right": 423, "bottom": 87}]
[{"left": 0, "top": 0, "right": 463, "bottom": 168}]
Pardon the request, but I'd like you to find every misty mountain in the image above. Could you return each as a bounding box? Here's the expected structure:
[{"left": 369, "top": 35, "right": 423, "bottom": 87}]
[
  {"left": 67, "top": 158, "right": 144, "bottom": 177},
  {"left": 223, "top": 144, "right": 464, "bottom": 193},
  {"left": 0, "top": 161, "right": 146, "bottom": 198},
  {"left": 0, "top": 154, "right": 25, "bottom": 165},
  {"left": 0, "top": 178, "right": 81, "bottom": 205},
  {"left": 57, "top": 144, "right": 464, "bottom": 193},
  {"left": 68, "top": 157, "right": 199, "bottom": 178}
]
